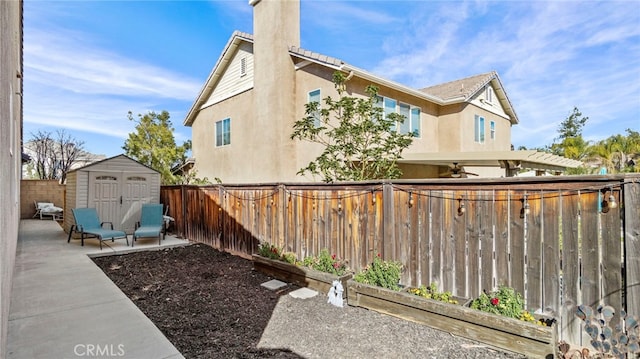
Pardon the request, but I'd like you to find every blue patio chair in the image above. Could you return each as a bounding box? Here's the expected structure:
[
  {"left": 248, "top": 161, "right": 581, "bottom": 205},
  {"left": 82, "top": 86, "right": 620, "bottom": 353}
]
[
  {"left": 132, "top": 203, "right": 164, "bottom": 247},
  {"left": 67, "top": 208, "right": 128, "bottom": 249}
]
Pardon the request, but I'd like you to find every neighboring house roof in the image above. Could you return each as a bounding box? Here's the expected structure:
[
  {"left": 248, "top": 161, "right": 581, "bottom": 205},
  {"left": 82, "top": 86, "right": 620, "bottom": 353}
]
[
  {"left": 171, "top": 157, "right": 195, "bottom": 175},
  {"left": 183, "top": 31, "right": 519, "bottom": 126}
]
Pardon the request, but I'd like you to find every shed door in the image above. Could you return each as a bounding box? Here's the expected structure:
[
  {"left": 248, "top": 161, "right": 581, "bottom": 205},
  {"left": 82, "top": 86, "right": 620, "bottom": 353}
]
[
  {"left": 89, "top": 173, "right": 121, "bottom": 229},
  {"left": 120, "top": 175, "right": 151, "bottom": 232},
  {"left": 88, "top": 172, "right": 153, "bottom": 232}
]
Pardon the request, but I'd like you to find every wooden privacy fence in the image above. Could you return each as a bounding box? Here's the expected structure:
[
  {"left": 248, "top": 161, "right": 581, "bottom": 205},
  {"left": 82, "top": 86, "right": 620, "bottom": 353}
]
[{"left": 161, "top": 174, "right": 639, "bottom": 346}]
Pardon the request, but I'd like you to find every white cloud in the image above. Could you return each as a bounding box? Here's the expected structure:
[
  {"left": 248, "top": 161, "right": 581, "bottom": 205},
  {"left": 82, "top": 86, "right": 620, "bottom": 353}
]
[
  {"left": 363, "top": 1, "right": 639, "bottom": 148},
  {"left": 25, "top": 28, "right": 201, "bottom": 101},
  {"left": 23, "top": 7, "right": 200, "bottom": 152},
  {"left": 304, "top": 1, "right": 400, "bottom": 27}
]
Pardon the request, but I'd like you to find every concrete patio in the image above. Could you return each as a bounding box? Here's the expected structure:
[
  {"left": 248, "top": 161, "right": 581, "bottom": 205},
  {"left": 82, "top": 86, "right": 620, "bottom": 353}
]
[{"left": 7, "top": 219, "right": 189, "bottom": 358}]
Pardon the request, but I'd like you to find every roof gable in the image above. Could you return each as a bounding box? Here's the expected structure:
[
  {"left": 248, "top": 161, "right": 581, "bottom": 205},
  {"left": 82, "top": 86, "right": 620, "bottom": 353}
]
[
  {"left": 184, "top": 31, "right": 254, "bottom": 126},
  {"left": 420, "top": 72, "right": 518, "bottom": 124},
  {"left": 420, "top": 72, "right": 495, "bottom": 101}
]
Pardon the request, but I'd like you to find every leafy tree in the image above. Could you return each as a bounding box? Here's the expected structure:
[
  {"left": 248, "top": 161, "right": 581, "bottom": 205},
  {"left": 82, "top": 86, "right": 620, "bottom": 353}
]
[
  {"left": 24, "top": 129, "right": 86, "bottom": 183},
  {"left": 549, "top": 107, "right": 590, "bottom": 160},
  {"left": 590, "top": 129, "right": 640, "bottom": 173},
  {"left": 123, "top": 110, "right": 191, "bottom": 184},
  {"left": 556, "top": 107, "right": 588, "bottom": 140},
  {"left": 290, "top": 72, "right": 414, "bottom": 182},
  {"left": 174, "top": 170, "right": 211, "bottom": 185}
]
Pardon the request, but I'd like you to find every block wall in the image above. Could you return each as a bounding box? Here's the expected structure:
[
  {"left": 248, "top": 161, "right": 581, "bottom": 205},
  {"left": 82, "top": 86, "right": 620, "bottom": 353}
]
[{"left": 20, "top": 180, "right": 65, "bottom": 219}]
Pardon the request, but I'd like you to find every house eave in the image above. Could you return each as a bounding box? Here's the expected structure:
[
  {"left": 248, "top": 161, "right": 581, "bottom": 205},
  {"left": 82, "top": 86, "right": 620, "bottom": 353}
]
[
  {"left": 399, "top": 150, "right": 582, "bottom": 173},
  {"left": 183, "top": 32, "right": 253, "bottom": 127}
]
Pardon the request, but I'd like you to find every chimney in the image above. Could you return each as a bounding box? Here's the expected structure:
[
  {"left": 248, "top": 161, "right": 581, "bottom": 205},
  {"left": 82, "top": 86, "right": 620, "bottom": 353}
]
[{"left": 249, "top": 0, "right": 300, "bottom": 181}]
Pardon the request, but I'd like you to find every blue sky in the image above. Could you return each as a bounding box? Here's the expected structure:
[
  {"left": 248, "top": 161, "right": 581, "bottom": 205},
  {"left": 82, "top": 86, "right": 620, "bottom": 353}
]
[{"left": 23, "top": 0, "right": 640, "bottom": 157}]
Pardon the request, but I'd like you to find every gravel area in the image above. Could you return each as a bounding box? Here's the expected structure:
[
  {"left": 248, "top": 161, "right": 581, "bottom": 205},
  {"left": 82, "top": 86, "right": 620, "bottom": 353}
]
[{"left": 93, "top": 243, "right": 527, "bottom": 359}]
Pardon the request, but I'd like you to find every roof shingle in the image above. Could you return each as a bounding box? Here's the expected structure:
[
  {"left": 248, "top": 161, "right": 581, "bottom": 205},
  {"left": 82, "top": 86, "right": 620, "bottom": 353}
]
[{"left": 419, "top": 71, "right": 496, "bottom": 101}]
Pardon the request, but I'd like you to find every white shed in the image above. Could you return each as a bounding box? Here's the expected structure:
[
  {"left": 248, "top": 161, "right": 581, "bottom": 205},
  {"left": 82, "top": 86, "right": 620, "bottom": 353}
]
[{"left": 64, "top": 154, "right": 161, "bottom": 234}]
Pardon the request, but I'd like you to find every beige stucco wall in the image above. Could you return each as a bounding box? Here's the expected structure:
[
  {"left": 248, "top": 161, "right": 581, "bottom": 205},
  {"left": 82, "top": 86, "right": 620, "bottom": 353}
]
[
  {"left": 290, "top": 65, "right": 450, "bottom": 181},
  {"left": 190, "top": 51, "right": 517, "bottom": 183},
  {"left": 0, "top": 0, "right": 22, "bottom": 356},
  {"left": 458, "top": 104, "right": 512, "bottom": 152},
  {"left": 187, "top": 0, "right": 518, "bottom": 184},
  {"left": 192, "top": 89, "right": 257, "bottom": 182}
]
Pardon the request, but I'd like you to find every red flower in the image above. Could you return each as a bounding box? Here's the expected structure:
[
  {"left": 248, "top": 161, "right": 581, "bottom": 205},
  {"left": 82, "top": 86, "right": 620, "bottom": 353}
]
[
  {"left": 376, "top": 253, "right": 381, "bottom": 258},
  {"left": 331, "top": 254, "right": 336, "bottom": 260},
  {"left": 491, "top": 298, "right": 499, "bottom": 306}
]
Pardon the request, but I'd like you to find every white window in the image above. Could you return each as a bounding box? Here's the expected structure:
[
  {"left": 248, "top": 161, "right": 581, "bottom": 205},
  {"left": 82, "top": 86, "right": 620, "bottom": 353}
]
[
  {"left": 377, "top": 96, "right": 420, "bottom": 136},
  {"left": 308, "top": 89, "right": 321, "bottom": 127},
  {"left": 410, "top": 108, "right": 421, "bottom": 137},
  {"left": 474, "top": 115, "right": 485, "bottom": 143},
  {"left": 490, "top": 121, "right": 495, "bottom": 140},
  {"left": 398, "top": 103, "right": 410, "bottom": 134},
  {"left": 216, "top": 118, "right": 231, "bottom": 147},
  {"left": 486, "top": 86, "right": 493, "bottom": 103},
  {"left": 384, "top": 97, "right": 397, "bottom": 131},
  {"left": 240, "top": 58, "right": 247, "bottom": 77}
]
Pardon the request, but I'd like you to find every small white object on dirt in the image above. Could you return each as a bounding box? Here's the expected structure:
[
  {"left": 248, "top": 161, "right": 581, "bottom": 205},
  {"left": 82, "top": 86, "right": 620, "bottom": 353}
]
[{"left": 327, "top": 280, "right": 344, "bottom": 308}]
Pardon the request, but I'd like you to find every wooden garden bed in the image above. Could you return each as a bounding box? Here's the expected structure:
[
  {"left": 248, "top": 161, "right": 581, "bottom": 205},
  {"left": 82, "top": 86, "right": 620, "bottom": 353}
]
[
  {"left": 347, "top": 280, "right": 557, "bottom": 358},
  {"left": 252, "top": 255, "right": 352, "bottom": 297}
]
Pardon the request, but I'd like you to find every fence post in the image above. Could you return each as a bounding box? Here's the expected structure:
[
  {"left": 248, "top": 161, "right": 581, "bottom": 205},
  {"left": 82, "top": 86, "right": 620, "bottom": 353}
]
[{"left": 624, "top": 179, "right": 640, "bottom": 318}]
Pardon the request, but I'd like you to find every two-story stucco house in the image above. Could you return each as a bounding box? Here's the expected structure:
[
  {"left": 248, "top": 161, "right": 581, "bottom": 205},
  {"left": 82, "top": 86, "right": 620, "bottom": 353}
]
[{"left": 184, "top": 0, "right": 580, "bottom": 183}]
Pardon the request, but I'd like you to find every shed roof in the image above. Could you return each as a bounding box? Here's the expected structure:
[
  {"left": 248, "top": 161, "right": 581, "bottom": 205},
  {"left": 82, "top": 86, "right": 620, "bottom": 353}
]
[{"left": 68, "top": 154, "right": 159, "bottom": 174}]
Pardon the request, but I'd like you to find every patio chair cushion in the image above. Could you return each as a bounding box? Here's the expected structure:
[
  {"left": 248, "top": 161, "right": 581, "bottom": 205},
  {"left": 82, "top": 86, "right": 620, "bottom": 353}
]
[
  {"left": 133, "top": 204, "right": 164, "bottom": 247},
  {"left": 69, "top": 208, "right": 128, "bottom": 249}
]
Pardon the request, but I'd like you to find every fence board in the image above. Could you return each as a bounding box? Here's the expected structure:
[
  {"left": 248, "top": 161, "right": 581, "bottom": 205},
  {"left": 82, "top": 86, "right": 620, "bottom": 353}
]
[
  {"left": 431, "top": 190, "right": 444, "bottom": 288},
  {"left": 510, "top": 191, "right": 525, "bottom": 295},
  {"left": 382, "top": 184, "right": 394, "bottom": 260},
  {"left": 526, "top": 190, "right": 543, "bottom": 311},
  {"left": 580, "top": 190, "right": 600, "bottom": 309},
  {"left": 542, "top": 191, "right": 561, "bottom": 319},
  {"left": 467, "top": 191, "right": 480, "bottom": 298},
  {"left": 418, "top": 191, "right": 430, "bottom": 287},
  {"left": 601, "top": 188, "right": 623, "bottom": 328},
  {"left": 443, "top": 190, "right": 455, "bottom": 295},
  {"left": 408, "top": 191, "right": 420, "bottom": 286},
  {"left": 454, "top": 190, "right": 467, "bottom": 297},
  {"left": 494, "top": 190, "right": 509, "bottom": 289},
  {"left": 625, "top": 180, "right": 640, "bottom": 318},
  {"left": 562, "top": 191, "right": 581, "bottom": 345}
]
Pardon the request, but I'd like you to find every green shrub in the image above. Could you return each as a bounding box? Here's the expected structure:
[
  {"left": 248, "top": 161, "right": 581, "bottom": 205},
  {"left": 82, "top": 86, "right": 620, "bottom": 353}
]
[
  {"left": 353, "top": 254, "right": 402, "bottom": 291},
  {"left": 470, "top": 285, "right": 528, "bottom": 320},
  {"left": 409, "top": 282, "right": 458, "bottom": 304},
  {"left": 257, "top": 242, "right": 282, "bottom": 260},
  {"left": 302, "top": 249, "right": 348, "bottom": 276}
]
